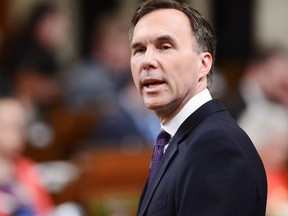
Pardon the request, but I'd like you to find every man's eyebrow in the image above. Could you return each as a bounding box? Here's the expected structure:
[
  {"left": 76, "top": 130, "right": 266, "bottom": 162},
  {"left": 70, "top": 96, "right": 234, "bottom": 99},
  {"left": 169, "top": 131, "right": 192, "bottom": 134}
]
[
  {"left": 156, "top": 35, "right": 176, "bottom": 44},
  {"left": 130, "top": 41, "right": 142, "bottom": 49},
  {"left": 130, "top": 35, "right": 176, "bottom": 49}
]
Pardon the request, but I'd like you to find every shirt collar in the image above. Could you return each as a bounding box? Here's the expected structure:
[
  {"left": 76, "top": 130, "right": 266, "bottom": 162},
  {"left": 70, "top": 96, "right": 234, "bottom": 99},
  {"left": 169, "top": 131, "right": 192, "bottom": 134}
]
[{"left": 162, "top": 88, "right": 212, "bottom": 137}]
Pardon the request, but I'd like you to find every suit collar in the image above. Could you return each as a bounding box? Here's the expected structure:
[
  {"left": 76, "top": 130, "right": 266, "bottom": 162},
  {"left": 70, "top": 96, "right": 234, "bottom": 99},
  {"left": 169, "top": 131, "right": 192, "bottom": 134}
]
[
  {"left": 174, "top": 99, "right": 225, "bottom": 143},
  {"left": 138, "top": 99, "right": 226, "bottom": 216}
]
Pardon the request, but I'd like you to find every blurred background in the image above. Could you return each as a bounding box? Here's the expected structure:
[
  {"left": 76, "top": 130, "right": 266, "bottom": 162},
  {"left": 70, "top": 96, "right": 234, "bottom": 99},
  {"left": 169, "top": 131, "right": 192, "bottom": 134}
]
[{"left": 0, "top": 0, "right": 287, "bottom": 215}]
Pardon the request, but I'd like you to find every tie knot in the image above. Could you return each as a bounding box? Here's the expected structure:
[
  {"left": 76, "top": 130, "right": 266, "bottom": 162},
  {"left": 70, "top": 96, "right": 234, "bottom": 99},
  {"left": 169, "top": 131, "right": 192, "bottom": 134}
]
[{"left": 155, "top": 130, "right": 171, "bottom": 147}]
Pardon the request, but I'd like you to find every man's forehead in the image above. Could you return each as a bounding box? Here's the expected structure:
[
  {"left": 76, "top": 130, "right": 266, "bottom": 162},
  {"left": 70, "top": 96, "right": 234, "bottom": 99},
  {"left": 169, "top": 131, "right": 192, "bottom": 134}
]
[
  {"left": 132, "top": 8, "right": 192, "bottom": 40},
  {"left": 136, "top": 8, "right": 188, "bottom": 25}
]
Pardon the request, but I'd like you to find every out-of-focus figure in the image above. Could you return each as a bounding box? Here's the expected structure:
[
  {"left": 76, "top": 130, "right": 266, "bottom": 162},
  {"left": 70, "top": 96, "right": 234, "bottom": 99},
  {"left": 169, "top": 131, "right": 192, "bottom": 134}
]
[
  {"left": 239, "top": 102, "right": 288, "bottom": 216},
  {"left": 61, "top": 11, "right": 130, "bottom": 111},
  {"left": 0, "top": 97, "right": 53, "bottom": 215},
  {"left": 3, "top": 2, "right": 70, "bottom": 149},
  {"left": 223, "top": 46, "right": 288, "bottom": 121},
  {"left": 61, "top": 11, "right": 159, "bottom": 147}
]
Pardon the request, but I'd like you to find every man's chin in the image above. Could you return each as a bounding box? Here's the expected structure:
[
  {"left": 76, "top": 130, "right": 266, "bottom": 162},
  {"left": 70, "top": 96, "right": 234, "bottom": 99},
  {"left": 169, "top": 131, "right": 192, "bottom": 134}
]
[
  {"left": 144, "top": 100, "right": 167, "bottom": 113},
  {"left": 144, "top": 102, "right": 163, "bottom": 111}
]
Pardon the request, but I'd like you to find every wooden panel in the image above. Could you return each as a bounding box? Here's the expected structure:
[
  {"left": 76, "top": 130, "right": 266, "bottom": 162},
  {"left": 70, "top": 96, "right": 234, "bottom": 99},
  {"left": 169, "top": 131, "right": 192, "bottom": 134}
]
[{"left": 54, "top": 147, "right": 152, "bottom": 215}]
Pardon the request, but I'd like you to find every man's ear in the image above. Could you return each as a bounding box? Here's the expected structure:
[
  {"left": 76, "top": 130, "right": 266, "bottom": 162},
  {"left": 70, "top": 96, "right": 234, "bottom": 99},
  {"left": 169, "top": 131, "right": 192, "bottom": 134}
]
[{"left": 199, "top": 52, "right": 212, "bottom": 78}]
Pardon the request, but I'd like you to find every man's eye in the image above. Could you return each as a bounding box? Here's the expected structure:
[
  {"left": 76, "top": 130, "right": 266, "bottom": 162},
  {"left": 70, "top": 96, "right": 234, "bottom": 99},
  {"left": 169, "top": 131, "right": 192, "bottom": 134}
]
[
  {"left": 160, "top": 44, "right": 172, "bottom": 50},
  {"left": 134, "top": 47, "right": 146, "bottom": 55}
]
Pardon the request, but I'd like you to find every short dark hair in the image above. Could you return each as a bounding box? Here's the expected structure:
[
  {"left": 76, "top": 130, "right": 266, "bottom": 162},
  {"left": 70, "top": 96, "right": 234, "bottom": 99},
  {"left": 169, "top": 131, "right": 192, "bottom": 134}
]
[{"left": 129, "top": 0, "right": 217, "bottom": 85}]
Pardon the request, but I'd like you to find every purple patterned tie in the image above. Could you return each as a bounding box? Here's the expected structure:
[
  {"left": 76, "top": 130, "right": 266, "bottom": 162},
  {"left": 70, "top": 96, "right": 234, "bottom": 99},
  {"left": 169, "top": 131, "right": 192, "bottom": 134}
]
[{"left": 149, "top": 130, "right": 171, "bottom": 181}]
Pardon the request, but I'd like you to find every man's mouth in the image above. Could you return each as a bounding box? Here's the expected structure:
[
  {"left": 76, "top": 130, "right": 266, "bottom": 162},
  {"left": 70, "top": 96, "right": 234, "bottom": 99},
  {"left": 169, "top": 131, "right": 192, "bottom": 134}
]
[{"left": 142, "top": 78, "right": 165, "bottom": 89}]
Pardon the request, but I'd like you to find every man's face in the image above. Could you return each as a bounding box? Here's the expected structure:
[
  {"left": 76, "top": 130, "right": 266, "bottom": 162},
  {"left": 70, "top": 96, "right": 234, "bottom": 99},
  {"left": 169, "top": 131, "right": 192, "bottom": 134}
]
[{"left": 130, "top": 9, "right": 211, "bottom": 122}]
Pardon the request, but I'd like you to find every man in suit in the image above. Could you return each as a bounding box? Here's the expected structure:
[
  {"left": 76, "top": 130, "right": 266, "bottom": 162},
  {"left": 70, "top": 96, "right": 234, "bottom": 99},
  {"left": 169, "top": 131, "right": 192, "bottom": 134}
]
[{"left": 129, "top": 0, "right": 267, "bottom": 215}]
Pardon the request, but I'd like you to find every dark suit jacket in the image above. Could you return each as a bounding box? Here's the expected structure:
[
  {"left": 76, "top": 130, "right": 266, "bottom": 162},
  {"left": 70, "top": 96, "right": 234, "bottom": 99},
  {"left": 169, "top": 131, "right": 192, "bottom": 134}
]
[{"left": 137, "top": 99, "right": 267, "bottom": 216}]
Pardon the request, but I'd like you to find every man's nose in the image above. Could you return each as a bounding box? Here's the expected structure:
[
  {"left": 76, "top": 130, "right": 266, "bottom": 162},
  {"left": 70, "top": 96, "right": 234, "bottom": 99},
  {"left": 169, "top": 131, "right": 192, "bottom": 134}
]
[{"left": 141, "top": 48, "right": 157, "bottom": 70}]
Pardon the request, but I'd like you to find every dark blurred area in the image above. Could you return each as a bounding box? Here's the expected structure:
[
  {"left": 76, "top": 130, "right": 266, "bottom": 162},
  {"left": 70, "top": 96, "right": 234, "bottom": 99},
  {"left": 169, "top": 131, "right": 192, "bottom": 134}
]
[{"left": 0, "top": 0, "right": 288, "bottom": 215}]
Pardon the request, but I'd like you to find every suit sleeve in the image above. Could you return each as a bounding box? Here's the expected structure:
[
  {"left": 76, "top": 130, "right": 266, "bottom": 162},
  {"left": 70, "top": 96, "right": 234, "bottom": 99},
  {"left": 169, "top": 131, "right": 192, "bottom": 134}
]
[{"left": 175, "top": 132, "right": 259, "bottom": 216}]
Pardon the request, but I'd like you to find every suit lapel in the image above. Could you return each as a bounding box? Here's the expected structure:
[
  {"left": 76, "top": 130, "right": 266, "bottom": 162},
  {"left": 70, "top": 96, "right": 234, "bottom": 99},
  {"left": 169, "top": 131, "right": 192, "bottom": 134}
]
[
  {"left": 137, "top": 99, "right": 226, "bottom": 216},
  {"left": 138, "top": 138, "right": 178, "bottom": 216}
]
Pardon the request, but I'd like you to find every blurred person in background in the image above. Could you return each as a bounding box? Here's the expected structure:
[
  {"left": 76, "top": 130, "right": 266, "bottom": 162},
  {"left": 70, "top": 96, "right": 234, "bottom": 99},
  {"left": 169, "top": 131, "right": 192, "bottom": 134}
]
[
  {"left": 0, "top": 97, "right": 53, "bottom": 216},
  {"left": 239, "top": 102, "right": 288, "bottom": 216},
  {"left": 61, "top": 10, "right": 159, "bottom": 147},
  {"left": 223, "top": 46, "right": 288, "bottom": 121},
  {"left": 61, "top": 11, "right": 131, "bottom": 111},
  {"left": 2, "top": 1, "right": 70, "bottom": 149}
]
